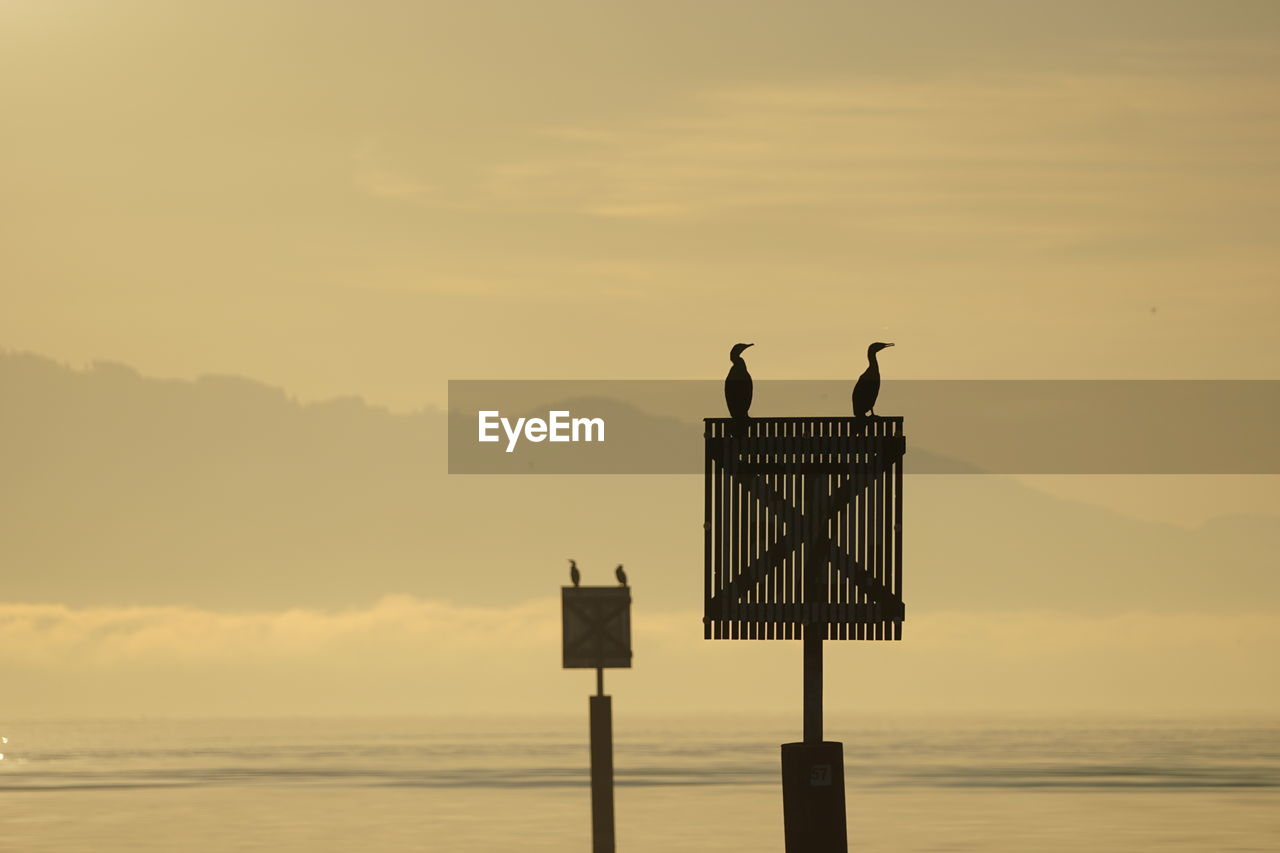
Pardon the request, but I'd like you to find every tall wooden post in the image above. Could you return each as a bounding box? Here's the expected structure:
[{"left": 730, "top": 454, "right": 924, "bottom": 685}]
[
  {"left": 803, "top": 627, "right": 823, "bottom": 743},
  {"left": 804, "top": 471, "right": 824, "bottom": 745},
  {"left": 562, "top": 584, "right": 631, "bottom": 853}
]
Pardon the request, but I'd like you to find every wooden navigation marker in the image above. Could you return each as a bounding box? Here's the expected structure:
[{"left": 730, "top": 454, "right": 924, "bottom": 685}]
[
  {"left": 563, "top": 581, "right": 633, "bottom": 853},
  {"left": 704, "top": 415, "right": 906, "bottom": 853},
  {"left": 563, "top": 586, "right": 632, "bottom": 670}
]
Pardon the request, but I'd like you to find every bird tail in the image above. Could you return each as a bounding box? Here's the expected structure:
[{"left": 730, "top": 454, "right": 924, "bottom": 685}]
[{"left": 729, "top": 415, "right": 751, "bottom": 438}]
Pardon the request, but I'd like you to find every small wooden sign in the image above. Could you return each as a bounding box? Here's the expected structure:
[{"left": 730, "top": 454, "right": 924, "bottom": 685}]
[{"left": 562, "top": 586, "right": 632, "bottom": 669}]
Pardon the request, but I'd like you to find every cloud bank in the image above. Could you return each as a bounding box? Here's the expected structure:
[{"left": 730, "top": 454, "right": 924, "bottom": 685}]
[{"left": 3, "top": 597, "right": 1276, "bottom": 718}]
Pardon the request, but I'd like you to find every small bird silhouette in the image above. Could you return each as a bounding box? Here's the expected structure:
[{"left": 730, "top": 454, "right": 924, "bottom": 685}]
[
  {"left": 615, "top": 564, "right": 628, "bottom": 586},
  {"left": 724, "top": 343, "right": 754, "bottom": 437},
  {"left": 569, "top": 559, "right": 580, "bottom": 587},
  {"left": 852, "top": 342, "right": 894, "bottom": 420}
]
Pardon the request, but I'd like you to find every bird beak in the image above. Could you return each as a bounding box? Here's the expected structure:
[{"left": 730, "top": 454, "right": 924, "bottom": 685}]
[
  {"left": 884, "top": 342, "right": 895, "bottom": 347},
  {"left": 745, "top": 343, "right": 755, "bottom": 348}
]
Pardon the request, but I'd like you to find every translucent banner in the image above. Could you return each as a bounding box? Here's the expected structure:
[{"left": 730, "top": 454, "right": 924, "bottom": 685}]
[{"left": 447, "top": 380, "right": 1280, "bottom": 474}]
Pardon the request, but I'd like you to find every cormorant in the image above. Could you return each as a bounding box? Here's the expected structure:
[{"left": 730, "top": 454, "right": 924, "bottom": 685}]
[
  {"left": 615, "top": 564, "right": 628, "bottom": 586},
  {"left": 569, "top": 559, "right": 580, "bottom": 587},
  {"left": 724, "top": 343, "right": 754, "bottom": 437},
  {"left": 852, "top": 342, "right": 894, "bottom": 419}
]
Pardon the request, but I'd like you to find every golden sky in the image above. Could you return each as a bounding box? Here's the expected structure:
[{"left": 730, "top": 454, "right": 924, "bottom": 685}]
[
  {"left": 2, "top": 1, "right": 1278, "bottom": 716},
  {"left": 3, "top": 1, "right": 1279, "bottom": 407}
]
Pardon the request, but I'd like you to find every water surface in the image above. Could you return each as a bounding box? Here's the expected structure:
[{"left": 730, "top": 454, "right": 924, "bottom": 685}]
[{"left": 3, "top": 713, "right": 1276, "bottom": 851}]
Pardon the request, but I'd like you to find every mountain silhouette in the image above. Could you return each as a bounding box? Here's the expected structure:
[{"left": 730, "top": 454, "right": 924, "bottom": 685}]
[{"left": 2, "top": 350, "right": 1277, "bottom": 612}]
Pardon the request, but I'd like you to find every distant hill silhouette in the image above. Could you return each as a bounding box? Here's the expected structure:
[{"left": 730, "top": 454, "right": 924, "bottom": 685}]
[{"left": 2, "top": 350, "right": 1277, "bottom": 611}]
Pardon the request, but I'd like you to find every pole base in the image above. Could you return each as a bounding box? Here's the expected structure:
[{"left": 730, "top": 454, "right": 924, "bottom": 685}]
[{"left": 781, "top": 741, "right": 847, "bottom": 853}]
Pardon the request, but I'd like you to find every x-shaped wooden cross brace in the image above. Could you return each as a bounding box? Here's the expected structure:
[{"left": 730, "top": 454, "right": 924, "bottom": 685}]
[
  {"left": 564, "top": 594, "right": 631, "bottom": 662},
  {"left": 708, "top": 448, "right": 904, "bottom": 619}
]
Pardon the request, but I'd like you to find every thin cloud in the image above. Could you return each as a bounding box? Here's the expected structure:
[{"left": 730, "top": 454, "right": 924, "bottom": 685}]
[
  {"left": 472, "top": 70, "right": 1280, "bottom": 245},
  {"left": 2, "top": 599, "right": 1276, "bottom": 716}
]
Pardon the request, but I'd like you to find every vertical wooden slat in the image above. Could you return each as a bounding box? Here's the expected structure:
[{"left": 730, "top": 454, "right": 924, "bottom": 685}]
[
  {"left": 784, "top": 421, "right": 795, "bottom": 640},
  {"left": 850, "top": 422, "right": 860, "bottom": 640},
  {"left": 710, "top": 422, "right": 719, "bottom": 639},
  {"left": 827, "top": 417, "right": 834, "bottom": 641},
  {"left": 792, "top": 419, "right": 801, "bottom": 641},
  {"left": 833, "top": 419, "right": 843, "bottom": 641},
  {"left": 722, "top": 424, "right": 732, "bottom": 640},
  {"left": 748, "top": 420, "right": 758, "bottom": 641},
  {"left": 737, "top": 450, "right": 747, "bottom": 637},
  {"left": 711, "top": 420, "right": 718, "bottom": 640},
  {"left": 870, "top": 419, "right": 877, "bottom": 639},
  {"left": 722, "top": 421, "right": 731, "bottom": 640},
  {"left": 818, "top": 419, "right": 824, "bottom": 637},
  {"left": 824, "top": 414, "right": 834, "bottom": 635},
  {"left": 803, "top": 424, "right": 814, "bottom": 633},
  {"left": 739, "top": 431, "right": 748, "bottom": 641},
  {"left": 865, "top": 417, "right": 875, "bottom": 637},
  {"left": 887, "top": 420, "right": 895, "bottom": 639},
  {"left": 829, "top": 419, "right": 837, "bottom": 639},
  {"left": 881, "top": 420, "right": 892, "bottom": 640},
  {"left": 783, "top": 417, "right": 793, "bottom": 637},
  {"left": 840, "top": 419, "right": 850, "bottom": 641},
  {"left": 742, "top": 427, "right": 751, "bottom": 641},
  {"left": 752, "top": 417, "right": 762, "bottom": 637},
  {"left": 818, "top": 419, "right": 826, "bottom": 637},
  {"left": 760, "top": 419, "right": 768, "bottom": 640},
  {"left": 760, "top": 419, "right": 769, "bottom": 640},
  {"left": 773, "top": 417, "right": 783, "bottom": 637},
  {"left": 816, "top": 419, "right": 825, "bottom": 637},
  {"left": 880, "top": 418, "right": 890, "bottom": 640},
  {"left": 776, "top": 419, "right": 784, "bottom": 640},
  {"left": 704, "top": 421, "right": 713, "bottom": 639},
  {"left": 768, "top": 419, "right": 778, "bottom": 641},
  {"left": 875, "top": 417, "right": 885, "bottom": 637},
  {"left": 884, "top": 418, "right": 893, "bottom": 640},
  {"left": 839, "top": 417, "right": 849, "bottom": 637},
  {"left": 868, "top": 419, "right": 879, "bottom": 641},
  {"left": 894, "top": 419, "right": 904, "bottom": 641}
]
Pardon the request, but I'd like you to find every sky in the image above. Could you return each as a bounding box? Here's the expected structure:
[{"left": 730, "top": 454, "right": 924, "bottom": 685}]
[{"left": 2, "top": 0, "right": 1278, "bottom": 717}]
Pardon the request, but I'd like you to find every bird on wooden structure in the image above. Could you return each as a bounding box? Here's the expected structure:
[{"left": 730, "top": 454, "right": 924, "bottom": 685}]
[
  {"left": 615, "top": 564, "right": 628, "bottom": 586},
  {"left": 724, "top": 343, "right": 754, "bottom": 437},
  {"left": 852, "top": 342, "right": 895, "bottom": 421},
  {"left": 569, "top": 559, "right": 580, "bottom": 587}
]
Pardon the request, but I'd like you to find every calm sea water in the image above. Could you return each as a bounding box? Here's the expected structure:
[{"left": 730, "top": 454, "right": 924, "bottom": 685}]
[{"left": 1, "top": 713, "right": 1277, "bottom": 852}]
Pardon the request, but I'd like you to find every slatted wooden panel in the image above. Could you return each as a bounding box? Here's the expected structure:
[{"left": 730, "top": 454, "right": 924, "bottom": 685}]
[{"left": 704, "top": 416, "right": 905, "bottom": 641}]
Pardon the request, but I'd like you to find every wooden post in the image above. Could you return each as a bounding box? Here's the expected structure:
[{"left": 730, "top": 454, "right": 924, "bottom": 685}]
[
  {"left": 804, "top": 472, "right": 824, "bottom": 743},
  {"left": 589, "top": 691, "right": 615, "bottom": 853},
  {"left": 562, "top": 586, "right": 629, "bottom": 853},
  {"left": 804, "top": 625, "right": 823, "bottom": 743},
  {"left": 784, "top": 464, "right": 846, "bottom": 851}
]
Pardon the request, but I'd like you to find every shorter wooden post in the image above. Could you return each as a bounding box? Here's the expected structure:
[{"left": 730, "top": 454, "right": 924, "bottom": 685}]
[{"left": 589, "top": 693, "right": 615, "bottom": 853}]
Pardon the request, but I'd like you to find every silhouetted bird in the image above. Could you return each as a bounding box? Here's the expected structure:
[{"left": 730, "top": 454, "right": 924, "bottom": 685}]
[
  {"left": 724, "top": 343, "right": 754, "bottom": 437},
  {"left": 569, "top": 559, "right": 581, "bottom": 587},
  {"left": 852, "top": 342, "right": 895, "bottom": 419},
  {"left": 615, "top": 564, "right": 628, "bottom": 586}
]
